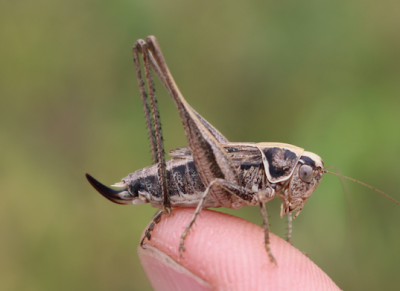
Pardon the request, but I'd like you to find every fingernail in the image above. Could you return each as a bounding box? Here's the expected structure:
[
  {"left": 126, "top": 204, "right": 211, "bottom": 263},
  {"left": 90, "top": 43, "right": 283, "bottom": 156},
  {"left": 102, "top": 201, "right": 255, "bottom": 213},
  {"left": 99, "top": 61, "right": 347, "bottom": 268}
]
[{"left": 138, "top": 245, "right": 212, "bottom": 291}]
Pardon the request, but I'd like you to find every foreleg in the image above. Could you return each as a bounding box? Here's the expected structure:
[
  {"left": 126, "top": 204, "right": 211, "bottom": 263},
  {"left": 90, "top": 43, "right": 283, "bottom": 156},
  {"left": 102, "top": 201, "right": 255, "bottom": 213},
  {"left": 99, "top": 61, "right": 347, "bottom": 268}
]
[{"left": 286, "top": 213, "right": 293, "bottom": 244}]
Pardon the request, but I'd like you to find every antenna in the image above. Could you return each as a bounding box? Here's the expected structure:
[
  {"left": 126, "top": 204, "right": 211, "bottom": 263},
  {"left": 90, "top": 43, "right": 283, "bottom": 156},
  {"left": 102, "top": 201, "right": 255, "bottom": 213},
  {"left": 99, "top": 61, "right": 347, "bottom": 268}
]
[{"left": 324, "top": 170, "right": 400, "bottom": 206}]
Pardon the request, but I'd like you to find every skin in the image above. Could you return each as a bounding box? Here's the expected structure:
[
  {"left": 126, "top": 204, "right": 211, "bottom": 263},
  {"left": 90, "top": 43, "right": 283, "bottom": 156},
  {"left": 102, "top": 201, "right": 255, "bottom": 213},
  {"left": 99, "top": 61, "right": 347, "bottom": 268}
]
[{"left": 138, "top": 208, "right": 341, "bottom": 291}]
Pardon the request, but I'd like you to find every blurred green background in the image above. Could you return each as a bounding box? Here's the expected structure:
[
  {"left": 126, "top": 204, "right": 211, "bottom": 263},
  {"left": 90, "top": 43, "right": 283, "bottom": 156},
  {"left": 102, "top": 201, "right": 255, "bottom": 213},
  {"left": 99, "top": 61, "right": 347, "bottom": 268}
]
[{"left": 1, "top": 0, "right": 400, "bottom": 290}]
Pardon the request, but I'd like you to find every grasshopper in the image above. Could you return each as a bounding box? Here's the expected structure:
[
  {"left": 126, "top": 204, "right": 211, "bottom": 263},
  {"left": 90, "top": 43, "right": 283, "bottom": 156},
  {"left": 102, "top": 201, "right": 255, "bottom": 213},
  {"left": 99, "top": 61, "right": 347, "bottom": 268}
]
[{"left": 86, "top": 36, "right": 399, "bottom": 264}]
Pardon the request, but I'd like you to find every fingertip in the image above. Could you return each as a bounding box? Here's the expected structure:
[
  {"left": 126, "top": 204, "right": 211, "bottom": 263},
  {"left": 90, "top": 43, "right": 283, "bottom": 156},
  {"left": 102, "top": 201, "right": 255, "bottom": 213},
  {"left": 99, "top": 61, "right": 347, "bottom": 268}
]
[
  {"left": 138, "top": 245, "right": 212, "bottom": 291},
  {"left": 140, "top": 208, "right": 341, "bottom": 291}
]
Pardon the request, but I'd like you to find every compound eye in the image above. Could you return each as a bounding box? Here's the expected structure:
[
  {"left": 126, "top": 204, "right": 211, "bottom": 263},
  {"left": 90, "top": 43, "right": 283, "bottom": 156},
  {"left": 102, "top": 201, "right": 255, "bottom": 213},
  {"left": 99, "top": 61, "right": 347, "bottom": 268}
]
[{"left": 299, "top": 165, "right": 313, "bottom": 183}]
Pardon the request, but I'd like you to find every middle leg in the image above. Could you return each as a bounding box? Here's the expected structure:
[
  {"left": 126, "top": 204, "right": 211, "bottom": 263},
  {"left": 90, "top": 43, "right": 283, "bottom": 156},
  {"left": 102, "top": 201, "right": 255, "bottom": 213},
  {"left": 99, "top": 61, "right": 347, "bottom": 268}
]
[
  {"left": 179, "top": 179, "right": 257, "bottom": 257},
  {"left": 259, "top": 200, "right": 277, "bottom": 264}
]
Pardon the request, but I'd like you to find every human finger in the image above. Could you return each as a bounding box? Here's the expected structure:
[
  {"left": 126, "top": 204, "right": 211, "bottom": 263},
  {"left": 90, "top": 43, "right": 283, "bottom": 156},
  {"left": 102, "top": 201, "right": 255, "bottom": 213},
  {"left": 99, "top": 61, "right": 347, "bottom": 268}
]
[{"left": 138, "top": 208, "right": 341, "bottom": 291}]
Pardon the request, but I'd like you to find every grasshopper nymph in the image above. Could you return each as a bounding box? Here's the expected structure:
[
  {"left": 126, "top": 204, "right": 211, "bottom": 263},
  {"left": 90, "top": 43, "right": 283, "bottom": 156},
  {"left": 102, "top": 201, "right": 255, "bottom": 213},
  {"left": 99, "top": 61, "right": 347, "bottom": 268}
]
[{"left": 86, "top": 36, "right": 399, "bottom": 264}]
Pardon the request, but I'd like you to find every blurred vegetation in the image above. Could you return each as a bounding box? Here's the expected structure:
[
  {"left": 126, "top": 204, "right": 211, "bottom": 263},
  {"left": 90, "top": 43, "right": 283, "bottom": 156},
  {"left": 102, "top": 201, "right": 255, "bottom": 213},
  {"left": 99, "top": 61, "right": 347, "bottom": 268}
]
[{"left": 1, "top": 0, "right": 400, "bottom": 290}]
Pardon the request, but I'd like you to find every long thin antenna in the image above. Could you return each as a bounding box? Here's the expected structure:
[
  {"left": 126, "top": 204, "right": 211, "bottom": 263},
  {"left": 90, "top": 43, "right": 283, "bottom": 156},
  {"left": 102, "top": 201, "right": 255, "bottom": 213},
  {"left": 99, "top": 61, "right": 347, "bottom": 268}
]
[{"left": 324, "top": 170, "right": 400, "bottom": 205}]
